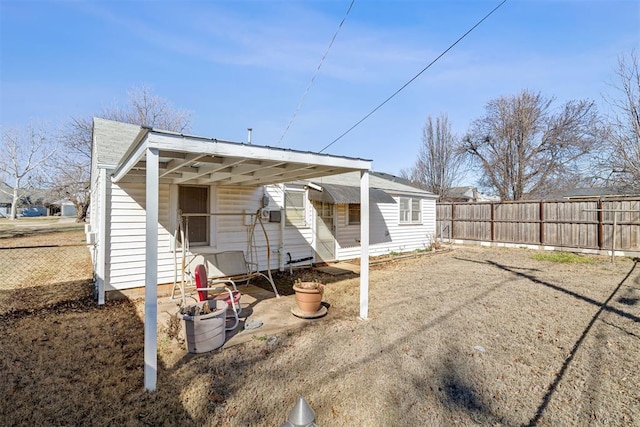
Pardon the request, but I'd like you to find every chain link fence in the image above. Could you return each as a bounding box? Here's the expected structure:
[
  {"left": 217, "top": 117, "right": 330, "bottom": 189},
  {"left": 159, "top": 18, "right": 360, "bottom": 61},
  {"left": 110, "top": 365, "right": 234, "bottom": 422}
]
[{"left": 0, "top": 243, "right": 93, "bottom": 311}]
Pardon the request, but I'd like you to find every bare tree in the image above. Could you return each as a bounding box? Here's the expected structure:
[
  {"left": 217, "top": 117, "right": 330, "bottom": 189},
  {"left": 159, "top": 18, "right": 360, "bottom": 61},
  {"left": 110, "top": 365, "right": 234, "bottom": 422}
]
[
  {"left": 54, "top": 85, "right": 192, "bottom": 222},
  {"left": 107, "top": 85, "right": 191, "bottom": 132},
  {"left": 0, "top": 124, "right": 57, "bottom": 220},
  {"left": 596, "top": 50, "right": 640, "bottom": 189},
  {"left": 463, "top": 90, "right": 600, "bottom": 200},
  {"left": 403, "top": 114, "right": 465, "bottom": 197}
]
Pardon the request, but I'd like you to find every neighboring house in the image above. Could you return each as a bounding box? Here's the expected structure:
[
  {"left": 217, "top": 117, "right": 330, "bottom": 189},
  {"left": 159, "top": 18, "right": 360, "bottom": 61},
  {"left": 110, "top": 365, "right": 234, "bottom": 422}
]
[
  {"left": 0, "top": 182, "right": 50, "bottom": 217},
  {"left": 46, "top": 200, "right": 78, "bottom": 217},
  {"left": 560, "top": 187, "right": 640, "bottom": 200},
  {"left": 0, "top": 182, "right": 11, "bottom": 217},
  {"left": 443, "top": 186, "right": 501, "bottom": 203}
]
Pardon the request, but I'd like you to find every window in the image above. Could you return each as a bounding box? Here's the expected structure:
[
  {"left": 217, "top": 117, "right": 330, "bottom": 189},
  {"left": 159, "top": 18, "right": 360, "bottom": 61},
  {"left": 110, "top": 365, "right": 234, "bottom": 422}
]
[
  {"left": 285, "top": 189, "right": 306, "bottom": 227},
  {"left": 179, "top": 186, "right": 209, "bottom": 245},
  {"left": 399, "top": 197, "right": 422, "bottom": 224},
  {"left": 348, "top": 204, "right": 360, "bottom": 225}
]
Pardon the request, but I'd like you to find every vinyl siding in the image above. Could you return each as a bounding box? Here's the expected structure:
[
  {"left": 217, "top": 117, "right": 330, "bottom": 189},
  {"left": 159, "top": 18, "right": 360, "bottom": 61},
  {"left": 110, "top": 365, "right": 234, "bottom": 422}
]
[
  {"left": 106, "top": 181, "right": 174, "bottom": 290},
  {"left": 336, "top": 196, "right": 436, "bottom": 260},
  {"left": 101, "top": 182, "right": 436, "bottom": 291}
]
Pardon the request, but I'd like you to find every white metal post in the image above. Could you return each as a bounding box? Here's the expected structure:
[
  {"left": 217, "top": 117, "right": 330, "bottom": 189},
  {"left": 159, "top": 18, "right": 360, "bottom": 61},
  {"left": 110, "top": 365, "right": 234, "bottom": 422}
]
[
  {"left": 144, "top": 148, "right": 159, "bottom": 392},
  {"left": 359, "top": 170, "right": 370, "bottom": 320}
]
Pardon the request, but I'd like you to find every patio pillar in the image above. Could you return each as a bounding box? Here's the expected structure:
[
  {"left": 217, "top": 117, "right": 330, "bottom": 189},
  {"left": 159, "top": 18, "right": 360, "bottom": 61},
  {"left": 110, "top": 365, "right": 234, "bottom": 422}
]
[
  {"left": 144, "top": 147, "right": 159, "bottom": 392},
  {"left": 359, "top": 170, "right": 370, "bottom": 319}
]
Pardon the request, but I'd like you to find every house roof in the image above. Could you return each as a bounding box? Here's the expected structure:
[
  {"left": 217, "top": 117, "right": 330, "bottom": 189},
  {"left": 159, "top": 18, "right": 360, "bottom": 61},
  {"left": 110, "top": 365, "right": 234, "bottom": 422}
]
[
  {"left": 307, "top": 184, "right": 397, "bottom": 204},
  {"left": 304, "top": 171, "right": 437, "bottom": 199},
  {"left": 95, "top": 119, "right": 372, "bottom": 187},
  {"left": 0, "top": 182, "right": 12, "bottom": 204},
  {"left": 561, "top": 187, "right": 640, "bottom": 199},
  {"left": 93, "top": 118, "right": 142, "bottom": 168}
]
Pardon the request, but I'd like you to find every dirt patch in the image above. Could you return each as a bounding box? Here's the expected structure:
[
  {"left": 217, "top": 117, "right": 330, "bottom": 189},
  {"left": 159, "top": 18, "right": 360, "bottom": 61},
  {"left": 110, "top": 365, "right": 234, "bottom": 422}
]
[{"left": 1, "top": 242, "right": 638, "bottom": 425}]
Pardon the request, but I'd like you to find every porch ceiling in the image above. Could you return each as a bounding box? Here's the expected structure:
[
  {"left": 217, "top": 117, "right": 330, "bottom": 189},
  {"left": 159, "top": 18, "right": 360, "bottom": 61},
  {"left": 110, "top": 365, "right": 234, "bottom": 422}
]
[{"left": 111, "top": 128, "right": 371, "bottom": 186}]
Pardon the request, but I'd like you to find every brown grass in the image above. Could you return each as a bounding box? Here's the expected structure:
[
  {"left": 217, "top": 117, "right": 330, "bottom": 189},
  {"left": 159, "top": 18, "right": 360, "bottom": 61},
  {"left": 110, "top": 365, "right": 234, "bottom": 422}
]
[{"left": 1, "top": 226, "right": 638, "bottom": 425}]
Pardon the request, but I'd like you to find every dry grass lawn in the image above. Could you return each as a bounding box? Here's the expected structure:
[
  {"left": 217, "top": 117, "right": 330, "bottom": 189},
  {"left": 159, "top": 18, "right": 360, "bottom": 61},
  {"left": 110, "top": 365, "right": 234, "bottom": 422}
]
[{"left": 0, "top": 225, "right": 638, "bottom": 425}]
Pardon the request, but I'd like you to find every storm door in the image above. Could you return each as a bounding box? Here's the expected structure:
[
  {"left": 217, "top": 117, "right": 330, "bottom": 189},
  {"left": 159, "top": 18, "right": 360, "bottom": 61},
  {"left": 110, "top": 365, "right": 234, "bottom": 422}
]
[{"left": 313, "top": 200, "right": 335, "bottom": 261}]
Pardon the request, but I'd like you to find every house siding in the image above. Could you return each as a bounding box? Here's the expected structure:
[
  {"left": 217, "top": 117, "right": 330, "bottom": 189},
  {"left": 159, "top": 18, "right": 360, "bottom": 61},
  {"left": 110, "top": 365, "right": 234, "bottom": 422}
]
[
  {"left": 336, "top": 196, "right": 436, "bottom": 260},
  {"left": 99, "top": 179, "right": 436, "bottom": 292},
  {"left": 106, "top": 181, "right": 174, "bottom": 290}
]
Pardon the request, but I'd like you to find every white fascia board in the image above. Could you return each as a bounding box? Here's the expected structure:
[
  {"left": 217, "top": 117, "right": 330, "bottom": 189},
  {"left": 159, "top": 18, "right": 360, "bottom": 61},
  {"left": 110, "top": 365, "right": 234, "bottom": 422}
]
[
  {"left": 112, "top": 138, "right": 150, "bottom": 183},
  {"left": 390, "top": 190, "right": 439, "bottom": 199},
  {"left": 149, "top": 133, "right": 372, "bottom": 171}
]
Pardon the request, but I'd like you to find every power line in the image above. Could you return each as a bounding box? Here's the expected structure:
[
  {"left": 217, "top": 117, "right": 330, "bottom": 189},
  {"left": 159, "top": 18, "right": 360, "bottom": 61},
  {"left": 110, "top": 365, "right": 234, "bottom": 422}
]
[
  {"left": 319, "top": 0, "right": 508, "bottom": 153},
  {"left": 276, "top": 0, "right": 356, "bottom": 146}
]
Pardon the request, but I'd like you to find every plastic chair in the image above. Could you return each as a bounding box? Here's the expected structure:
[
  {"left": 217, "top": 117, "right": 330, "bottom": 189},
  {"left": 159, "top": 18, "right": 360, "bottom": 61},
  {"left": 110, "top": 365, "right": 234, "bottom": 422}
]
[{"left": 193, "top": 264, "right": 241, "bottom": 331}]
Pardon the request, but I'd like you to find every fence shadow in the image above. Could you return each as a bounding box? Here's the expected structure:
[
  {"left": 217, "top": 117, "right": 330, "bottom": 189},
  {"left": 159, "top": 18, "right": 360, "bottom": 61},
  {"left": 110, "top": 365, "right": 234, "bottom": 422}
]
[{"left": 481, "top": 259, "right": 638, "bottom": 426}]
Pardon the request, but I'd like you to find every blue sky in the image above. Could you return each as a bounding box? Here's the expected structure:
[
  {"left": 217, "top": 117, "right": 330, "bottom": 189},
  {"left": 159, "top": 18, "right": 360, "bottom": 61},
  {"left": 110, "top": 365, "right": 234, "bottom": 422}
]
[{"left": 1, "top": 0, "right": 638, "bottom": 184}]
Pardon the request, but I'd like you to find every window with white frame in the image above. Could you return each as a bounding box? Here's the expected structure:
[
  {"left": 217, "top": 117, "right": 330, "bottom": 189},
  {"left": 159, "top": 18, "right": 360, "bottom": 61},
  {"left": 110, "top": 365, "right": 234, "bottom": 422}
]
[
  {"left": 285, "top": 188, "right": 306, "bottom": 227},
  {"left": 179, "top": 186, "right": 209, "bottom": 245},
  {"left": 348, "top": 204, "right": 360, "bottom": 225},
  {"left": 399, "top": 197, "right": 422, "bottom": 224}
]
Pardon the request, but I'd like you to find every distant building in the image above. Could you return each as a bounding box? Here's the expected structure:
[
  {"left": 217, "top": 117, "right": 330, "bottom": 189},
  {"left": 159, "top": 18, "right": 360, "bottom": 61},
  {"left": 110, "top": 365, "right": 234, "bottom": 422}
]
[
  {"left": 442, "top": 186, "right": 500, "bottom": 203},
  {"left": 560, "top": 187, "right": 640, "bottom": 200},
  {"left": 0, "top": 182, "right": 11, "bottom": 217}
]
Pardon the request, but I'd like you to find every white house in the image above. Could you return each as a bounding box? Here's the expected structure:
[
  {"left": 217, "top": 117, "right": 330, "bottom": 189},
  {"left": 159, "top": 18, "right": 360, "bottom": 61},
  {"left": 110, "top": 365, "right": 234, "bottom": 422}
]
[
  {"left": 89, "top": 118, "right": 436, "bottom": 390},
  {"left": 90, "top": 118, "right": 436, "bottom": 300},
  {"left": 90, "top": 118, "right": 377, "bottom": 390},
  {"left": 270, "top": 172, "right": 437, "bottom": 266}
]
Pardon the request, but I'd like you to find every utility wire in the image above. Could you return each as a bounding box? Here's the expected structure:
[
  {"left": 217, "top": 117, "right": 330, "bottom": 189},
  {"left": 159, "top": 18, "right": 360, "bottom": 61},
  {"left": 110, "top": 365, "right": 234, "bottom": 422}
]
[
  {"left": 276, "top": 0, "right": 356, "bottom": 146},
  {"left": 319, "top": 0, "right": 508, "bottom": 153}
]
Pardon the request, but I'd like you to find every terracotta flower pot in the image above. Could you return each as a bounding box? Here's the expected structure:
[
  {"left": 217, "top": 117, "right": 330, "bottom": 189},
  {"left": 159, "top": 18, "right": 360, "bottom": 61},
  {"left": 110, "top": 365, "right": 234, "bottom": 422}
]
[{"left": 293, "top": 282, "right": 324, "bottom": 314}]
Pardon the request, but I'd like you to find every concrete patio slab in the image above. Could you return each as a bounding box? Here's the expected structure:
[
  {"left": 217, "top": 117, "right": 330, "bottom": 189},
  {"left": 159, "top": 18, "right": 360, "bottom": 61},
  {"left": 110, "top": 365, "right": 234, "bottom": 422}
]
[{"left": 155, "top": 284, "right": 330, "bottom": 350}]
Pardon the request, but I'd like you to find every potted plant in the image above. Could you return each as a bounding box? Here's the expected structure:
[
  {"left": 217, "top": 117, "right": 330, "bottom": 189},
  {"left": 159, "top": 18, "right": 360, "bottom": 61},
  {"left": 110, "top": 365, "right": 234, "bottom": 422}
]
[
  {"left": 292, "top": 279, "right": 325, "bottom": 314},
  {"left": 178, "top": 299, "right": 228, "bottom": 353}
]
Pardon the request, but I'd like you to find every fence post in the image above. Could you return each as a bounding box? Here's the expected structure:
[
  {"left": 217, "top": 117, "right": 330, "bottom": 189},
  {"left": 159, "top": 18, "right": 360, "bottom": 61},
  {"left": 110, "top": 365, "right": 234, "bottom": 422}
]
[
  {"left": 597, "top": 199, "right": 604, "bottom": 250},
  {"left": 490, "top": 203, "right": 495, "bottom": 241},
  {"left": 451, "top": 203, "right": 456, "bottom": 240},
  {"left": 539, "top": 201, "right": 545, "bottom": 245}
]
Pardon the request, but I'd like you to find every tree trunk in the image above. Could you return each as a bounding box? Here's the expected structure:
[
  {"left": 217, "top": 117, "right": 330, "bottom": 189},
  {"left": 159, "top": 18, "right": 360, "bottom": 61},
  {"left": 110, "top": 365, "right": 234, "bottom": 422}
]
[{"left": 10, "top": 188, "right": 19, "bottom": 220}]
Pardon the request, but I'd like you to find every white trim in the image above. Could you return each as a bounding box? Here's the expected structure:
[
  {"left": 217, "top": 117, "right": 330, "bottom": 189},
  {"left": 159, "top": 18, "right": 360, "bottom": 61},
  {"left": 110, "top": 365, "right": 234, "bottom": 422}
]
[
  {"left": 359, "top": 170, "right": 370, "bottom": 320},
  {"left": 112, "top": 136, "right": 149, "bottom": 183},
  {"left": 169, "top": 184, "right": 178, "bottom": 252},
  {"left": 399, "top": 196, "right": 423, "bottom": 225},
  {"left": 150, "top": 133, "right": 371, "bottom": 170},
  {"left": 97, "top": 168, "right": 108, "bottom": 305},
  {"left": 144, "top": 148, "right": 159, "bottom": 392}
]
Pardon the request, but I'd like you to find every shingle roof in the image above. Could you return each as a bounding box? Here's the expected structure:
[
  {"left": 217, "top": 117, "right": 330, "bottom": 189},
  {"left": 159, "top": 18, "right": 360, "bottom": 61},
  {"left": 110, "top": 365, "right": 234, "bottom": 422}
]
[
  {"left": 92, "top": 118, "right": 141, "bottom": 168},
  {"left": 306, "top": 171, "right": 437, "bottom": 198}
]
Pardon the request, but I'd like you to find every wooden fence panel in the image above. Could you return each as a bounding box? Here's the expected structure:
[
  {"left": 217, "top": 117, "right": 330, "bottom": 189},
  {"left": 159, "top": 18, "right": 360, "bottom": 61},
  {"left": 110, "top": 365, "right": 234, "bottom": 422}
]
[{"left": 436, "top": 198, "right": 640, "bottom": 251}]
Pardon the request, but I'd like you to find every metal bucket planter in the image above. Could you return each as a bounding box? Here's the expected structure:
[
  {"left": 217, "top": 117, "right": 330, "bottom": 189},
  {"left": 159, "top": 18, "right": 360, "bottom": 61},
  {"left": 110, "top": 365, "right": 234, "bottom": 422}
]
[{"left": 180, "top": 299, "right": 227, "bottom": 353}]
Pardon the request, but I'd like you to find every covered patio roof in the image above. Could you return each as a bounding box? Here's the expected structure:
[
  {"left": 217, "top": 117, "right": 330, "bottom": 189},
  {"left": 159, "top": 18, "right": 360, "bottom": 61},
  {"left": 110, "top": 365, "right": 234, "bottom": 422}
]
[
  {"left": 107, "top": 126, "right": 373, "bottom": 392},
  {"left": 112, "top": 127, "right": 371, "bottom": 187}
]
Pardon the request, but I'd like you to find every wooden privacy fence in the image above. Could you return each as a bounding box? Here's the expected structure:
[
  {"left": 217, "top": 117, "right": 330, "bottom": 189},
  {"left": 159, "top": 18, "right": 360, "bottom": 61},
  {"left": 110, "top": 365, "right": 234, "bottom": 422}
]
[{"left": 436, "top": 199, "right": 640, "bottom": 252}]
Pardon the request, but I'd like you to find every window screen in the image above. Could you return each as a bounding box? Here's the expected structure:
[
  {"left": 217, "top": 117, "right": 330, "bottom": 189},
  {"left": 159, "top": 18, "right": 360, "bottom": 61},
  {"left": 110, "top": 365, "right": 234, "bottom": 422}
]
[
  {"left": 348, "top": 204, "right": 360, "bottom": 225},
  {"left": 179, "top": 186, "right": 209, "bottom": 245}
]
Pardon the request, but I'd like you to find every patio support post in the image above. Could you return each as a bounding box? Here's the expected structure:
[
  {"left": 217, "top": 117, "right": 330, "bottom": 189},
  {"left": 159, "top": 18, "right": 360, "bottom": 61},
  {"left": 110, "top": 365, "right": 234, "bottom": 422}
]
[
  {"left": 359, "top": 170, "right": 370, "bottom": 320},
  {"left": 144, "top": 147, "right": 159, "bottom": 392}
]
